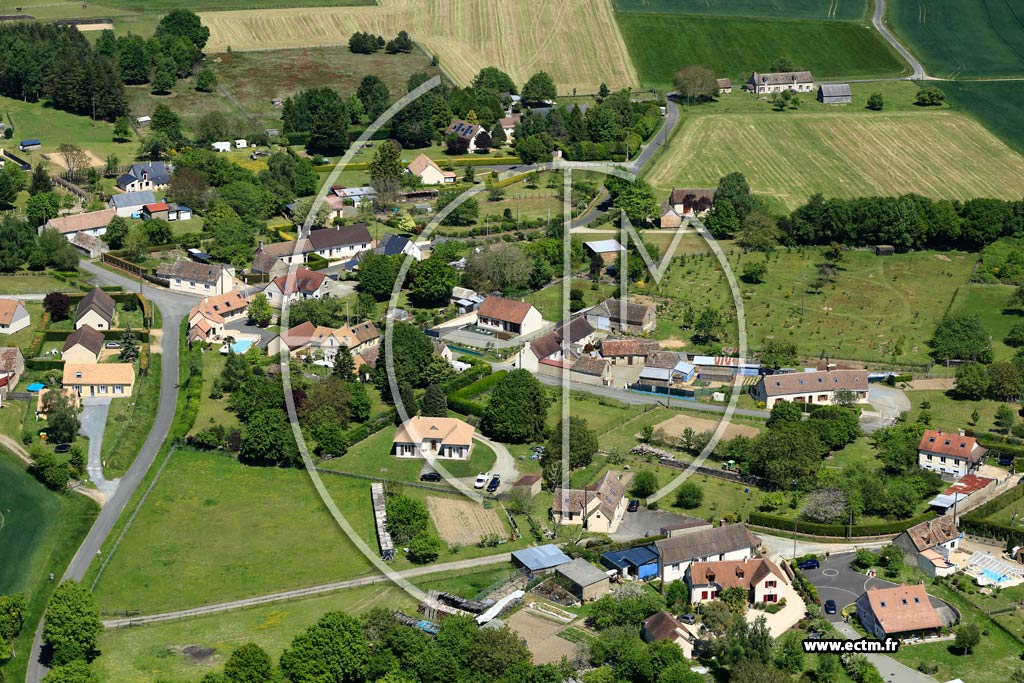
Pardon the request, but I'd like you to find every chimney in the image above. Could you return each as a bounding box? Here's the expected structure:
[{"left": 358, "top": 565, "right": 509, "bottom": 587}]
[{"left": 959, "top": 429, "right": 965, "bottom": 436}]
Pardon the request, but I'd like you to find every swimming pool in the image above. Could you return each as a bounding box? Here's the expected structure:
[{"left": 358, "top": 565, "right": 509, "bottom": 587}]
[
  {"left": 982, "top": 568, "right": 1010, "bottom": 584},
  {"left": 221, "top": 339, "right": 255, "bottom": 354}
]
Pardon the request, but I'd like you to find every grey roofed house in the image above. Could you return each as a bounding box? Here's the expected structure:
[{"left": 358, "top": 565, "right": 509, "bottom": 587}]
[
  {"left": 572, "top": 355, "right": 609, "bottom": 377},
  {"left": 645, "top": 350, "right": 679, "bottom": 370},
  {"left": 760, "top": 368, "right": 868, "bottom": 397},
  {"left": 76, "top": 287, "right": 116, "bottom": 325},
  {"left": 156, "top": 259, "right": 230, "bottom": 285},
  {"left": 529, "top": 317, "right": 595, "bottom": 361},
  {"left": 375, "top": 232, "right": 413, "bottom": 256},
  {"left": 108, "top": 190, "right": 157, "bottom": 210},
  {"left": 62, "top": 325, "right": 105, "bottom": 356},
  {"left": 654, "top": 524, "right": 762, "bottom": 565},
  {"left": 589, "top": 298, "right": 655, "bottom": 328},
  {"left": 818, "top": 83, "right": 852, "bottom": 105},
  {"left": 307, "top": 223, "right": 372, "bottom": 250},
  {"left": 749, "top": 70, "right": 814, "bottom": 87},
  {"left": 116, "top": 161, "right": 172, "bottom": 189}
]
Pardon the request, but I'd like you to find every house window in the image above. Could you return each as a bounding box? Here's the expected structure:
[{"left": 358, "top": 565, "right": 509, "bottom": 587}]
[
  {"left": 701, "top": 591, "right": 708, "bottom": 600},
  {"left": 765, "top": 594, "right": 777, "bottom": 603},
  {"left": 99, "top": 385, "right": 107, "bottom": 394},
  {"left": 765, "top": 580, "right": 776, "bottom": 588},
  {"left": 176, "top": 278, "right": 181, "bottom": 284},
  {"left": 114, "top": 385, "right": 123, "bottom": 394},
  {"left": 941, "top": 457, "right": 946, "bottom": 464},
  {"left": 927, "top": 454, "right": 932, "bottom": 460}
]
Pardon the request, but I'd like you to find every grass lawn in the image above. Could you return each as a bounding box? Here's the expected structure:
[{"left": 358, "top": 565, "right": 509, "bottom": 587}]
[
  {"left": 886, "top": 0, "right": 1024, "bottom": 79},
  {"left": 0, "top": 95, "right": 126, "bottom": 168},
  {"left": 100, "top": 355, "right": 162, "bottom": 478},
  {"left": 646, "top": 110, "right": 1024, "bottom": 210},
  {"left": 0, "top": 274, "right": 77, "bottom": 295},
  {"left": 91, "top": 447, "right": 379, "bottom": 613},
  {"left": 645, "top": 246, "right": 975, "bottom": 365},
  {"left": 614, "top": 0, "right": 866, "bottom": 19},
  {"left": 524, "top": 279, "right": 620, "bottom": 322},
  {"left": 960, "top": 283, "right": 1020, "bottom": 362},
  {"left": 94, "top": 565, "right": 513, "bottom": 683},
  {"left": 905, "top": 389, "right": 1007, "bottom": 435},
  {"left": 616, "top": 12, "right": 908, "bottom": 88},
  {"left": 941, "top": 81, "right": 1024, "bottom": 158},
  {"left": 190, "top": 352, "right": 240, "bottom": 437},
  {"left": 0, "top": 449, "right": 98, "bottom": 683}
]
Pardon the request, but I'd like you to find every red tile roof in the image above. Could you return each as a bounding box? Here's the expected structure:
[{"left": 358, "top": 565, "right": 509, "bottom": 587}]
[
  {"left": 862, "top": 584, "right": 942, "bottom": 635},
  {"left": 144, "top": 202, "right": 169, "bottom": 212},
  {"left": 477, "top": 296, "right": 535, "bottom": 324},
  {"left": 270, "top": 268, "right": 327, "bottom": 296},
  {"left": 919, "top": 430, "right": 984, "bottom": 462},
  {"left": 943, "top": 474, "right": 994, "bottom": 497}
]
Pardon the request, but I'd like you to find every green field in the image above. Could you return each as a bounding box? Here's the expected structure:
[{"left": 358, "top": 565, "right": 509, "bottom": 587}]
[
  {"left": 95, "top": 566, "right": 514, "bottom": 683},
  {"left": 614, "top": 0, "right": 866, "bottom": 19},
  {"left": 101, "top": 355, "right": 162, "bottom": 478},
  {"left": 647, "top": 245, "right": 975, "bottom": 365},
  {"left": 0, "top": 450, "right": 98, "bottom": 683},
  {"left": 905, "top": 390, "right": 1007, "bottom": 435},
  {"left": 91, "top": 448, "right": 379, "bottom": 613},
  {"left": 960, "top": 284, "right": 1019, "bottom": 362},
  {"left": 0, "top": 95, "right": 125, "bottom": 167},
  {"left": 887, "top": 0, "right": 1024, "bottom": 78},
  {"left": 646, "top": 110, "right": 1024, "bottom": 210},
  {"left": 942, "top": 81, "right": 1024, "bottom": 157},
  {"left": 615, "top": 12, "right": 908, "bottom": 87}
]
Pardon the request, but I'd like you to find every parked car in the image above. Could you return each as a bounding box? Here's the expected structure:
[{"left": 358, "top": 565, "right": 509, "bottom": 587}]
[
  {"left": 627, "top": 499, "right": 640, "bottom": 512},
  {"left": 105, "top": 341, "right": 121, "bottom": 349},
  {"left": 474, "top": 473, "right": 489, "bottom": 489},
  {"left": 824, "top": 599, "right": 837, "bottom": 615},
  {"left": 798, "top": 559, "right": 820, "bottom": 570},
  {"left": 486, "top": 475, "right": 500, "bottom": 493},
  {"left": 678, "top": 614, "right": 696, "bottom": 625},
  {"left": 420, "top": 471, "right": 441, "bottom": 482}
]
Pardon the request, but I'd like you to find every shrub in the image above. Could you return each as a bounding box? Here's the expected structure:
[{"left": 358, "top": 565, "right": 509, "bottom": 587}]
[{"left": 674, "top": 481, "right": 703, "bottom": 509}]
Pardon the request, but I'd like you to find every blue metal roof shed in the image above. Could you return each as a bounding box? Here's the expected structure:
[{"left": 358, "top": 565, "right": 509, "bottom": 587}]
[
  {"left": 602, "top": 545, "right": 659, "bottom": 580},
  {"left": 20, "top": 139, "right": 40, "bottom": 146},
  {"left": 511, "top": 545, "right": 571, "bottom": 572}
]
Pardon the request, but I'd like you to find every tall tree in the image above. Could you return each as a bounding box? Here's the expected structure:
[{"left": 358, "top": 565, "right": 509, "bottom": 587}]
[
  {"left": 421, "top": 383, "right": 448, "bottom": 417},
  {"left": 673, "top": 65, "right": 718, "bottom": 104},
  {"left": 223, "top": 642, "right": 275, "bottom": 683},
  {"left": 930, "top": 312, "right": 993, "bottom": 364},
  {"left": 357, "top": 75, "right": 391, "bottom": 121},
  {"left": 481, "top": 370, "right": 548, "bottom": 443},
  {"left": 521, "top": 71, "right": 556, "bottom": 103},
  {"left": 368, "top": 139, "right": 403, "bottom": 209},
  {"left": 0, "top": 162, "right": 26, "bottom": 207},
  {"left": 29, "top": 164, "right": 51, "bottom": 195},
  {"left": 714, "top": 172, "right": 753, "bottom": 221},
  {"left": 155, "top": 8, "right": 210, "bottom": 51},
  {"left": 279, "top": 611, "right": 369, "bottom": 683},
  {"left": 43, "top": 581, "right": 101, "bottom": 665}
]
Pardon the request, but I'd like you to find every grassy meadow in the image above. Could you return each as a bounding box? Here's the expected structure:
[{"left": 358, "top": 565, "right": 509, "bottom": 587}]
[
  {"left": 887, "top": 0, "right": 1024, "bottom": 78},
  {"left": 615, "top": 12, "right": 908, "bottom": 88},
  {"left": 614, "top": 0, "right": 867, "bottom": 20},
  {"left": 198, "top": 0, "right": 638, "bottom": 92},
  {"left": 642, "top": 245, "right": 975, "bottom": 365},
  {"left": 942, "top": 80, "right": 1024, "bottom": 157},
  {"left": 960, "top": 284, "right": 1020, "bottom": 363},
  {"left": 646, "top": 110, "right": 1024, "bottom": 210},
  {"left": 0, "top": 95, "right": 125, "bottom": 170}
]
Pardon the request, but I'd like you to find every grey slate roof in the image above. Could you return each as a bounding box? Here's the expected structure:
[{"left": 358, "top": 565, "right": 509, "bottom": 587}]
[
  {"left": 556, "top": 558, "right": 609, "bottom": 587},
  {"left": 375, "top": 233, "right": 412, "bottom": 256},
  {"left": 109, "top": 190, "right": 156, "bottom": 209},
  {"left": 819, "top": 83, "right": 852, "bottom": 98},
  {"left": 307, "top": 223, "right": 372, "bottom": 250},
  {"left": 76, "top": 287, "right": 115, "bottom": 324},
  {"left": 750, "top": 70, "right": 814, "bottom": 86},
  {"left": 654, "top": 524, "right": 761, "bottom": 565}
]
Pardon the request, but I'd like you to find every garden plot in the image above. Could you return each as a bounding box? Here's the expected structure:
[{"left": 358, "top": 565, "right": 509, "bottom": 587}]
[{"left": 425, "top": 496, "right": 506, "bottom": 546}]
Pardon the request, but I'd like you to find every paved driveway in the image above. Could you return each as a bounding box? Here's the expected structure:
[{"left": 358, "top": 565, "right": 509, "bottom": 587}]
[
  {"left": 78, "top": 397, "right": 117, "bottom": 498},
  {"left": 862, "top": 384, "right": 911, "bottom": 433},
  {"left": 610, "top": 508, "right": 705, "bottom": 542}
]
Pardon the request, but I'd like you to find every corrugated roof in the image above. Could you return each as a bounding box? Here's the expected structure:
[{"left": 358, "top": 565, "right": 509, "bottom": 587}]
[
  {"left": 556, "top": 558, "right": 609, "bottom": 587},
  {"left": 512, "top": 545, "right": 571, "bottom": 571},
  {"left": 584, "top": 239, "right": 624, "bottom": 254}
]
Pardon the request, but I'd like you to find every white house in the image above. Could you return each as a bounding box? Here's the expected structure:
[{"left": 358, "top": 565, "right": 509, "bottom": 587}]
[
  {"left": 445, "top": 119, "right": 485, "bottom": 153},
  {"left": 307, "top": 224, "right": 374, "bottom": 262},
  {"left": 156, "top": 260, "right": 236, "bottom": 296},
  {"left": 498, "top": 113, "right": 521, "bottom": 141},
  {"left": 263, "top": 267, "right": 329, "bottom": 308},
  {"left": 108, "top": 190, "right": 156, "bottom": 218},
  {"left": 654, "top": 524, "right": 761, "bottom": 584},
  {"left": 116, "top": 161, "right": 171, "bottom": 192},
  {"left": 747, "top": 70, "right": 814, "bottom": 96},
  {"left": 686, "top": 557, "right": 790, "bottom": 606},
  {"left": 393, "top": 416, "right": 475, "bottom": 460},
  {"left": 234, "top": 139, "right": 247, "bottom": 149},
  {"left": 375, "top": 233, "right": 423, "bottom": 261},
  {"left": 75, "top": 288, "right": 116, "bottom": 331},
  {"left": 750, "top": 369, "right": 869, "bottom": 409},
  {"left": 893, "top": 515, "right": 960, "bottom": 578},
  {"left": 552, "top": 471, "right": 627, "bottom": 534},
  {"left": 406, "top": 154, "right": 456, "bottom": 185},
  {"left": 917, "top": 429, "right": 986, "bottom": 478},
  {"left": 42, "top": 209, "right": 116, "bottom": 240},
  {"left": 475, "top": 296, "right": 545, "bottom": 337},
  {"left": 0, "top": 299, "right": 30, "bottom": 335}
]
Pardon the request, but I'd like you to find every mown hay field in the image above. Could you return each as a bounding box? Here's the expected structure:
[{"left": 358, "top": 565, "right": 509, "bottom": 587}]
[
  {"left": 646, "top": 111, "right": 1024, "bottom": 210},
  {"left": 613, "top": 0, "right": 866, "bottom": 20},
  {"left": 887, "top": 0, "right": 1024, "bottom": 78},
  {"left": 200, "top": 0, "right": 638, "bottom": 92}
]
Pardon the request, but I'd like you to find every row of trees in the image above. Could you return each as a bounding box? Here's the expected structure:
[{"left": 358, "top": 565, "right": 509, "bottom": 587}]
[
  {"left": 94, "top": 9, "right": 209, "bottom": 93},
  {"left": 0, "top": 218, "right": 79, "bottom": 271},
  {"left": 348, "top": 30, "right": 413, "bottom": 55}
]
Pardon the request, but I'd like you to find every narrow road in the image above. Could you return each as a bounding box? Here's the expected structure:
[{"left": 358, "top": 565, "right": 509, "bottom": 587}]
[
  {"left": 102, "top": 552, "right": 514, "bottom": 628},
  {"left": 78, "top": 398, "right": 116, "bottom": 498},
  {"left": 26, "top": 261, "right": 195, "bottom": 683},
  {"left": 872, "top": 0, "right": 929, "bottom": 80},
  {"left": 834, "top": 621, "right": 937, "bottom": 683},
  {"left": 474, "top": 433, "right": 518, "bottom": 491}
]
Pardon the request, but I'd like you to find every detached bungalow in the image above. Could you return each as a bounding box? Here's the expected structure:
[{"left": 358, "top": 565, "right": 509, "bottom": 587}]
[
  {"left": 393, "top": 416, "right": 475, "bottom": 459},
  {"left": 855, "top": 584, "right": 943, "bottom": 641},
  {"left": 308, "top": 223, "right": 374, "bottom": 262},
  {"left": 0, "top": 299, "right": 30, "bottom": 335},
  {"left": 445, "top": 119, "right": 485, "bottom": 153},
  {"left": 75, "top": 287, "right": 116, "bottom": 331},
  {"left": 750, "top": 368, "right": 868, "bottom": 409},
  {"left": 42, "top": 208, "right": 116, "bottom": 240},
  {"left": 62, "top": 325, "right": 104, "bottom": 364},
  {"left": 406, "top": 154, "right": 456, "bottom": 185},
  {"left": 108, "top": 190, "right": 156, "bottom": 218},
  {"left": 63, "top": 362, "right": 135, "bottom": 398},
  {"left": 747, "top": 71, "right": 815, "bottom": 95},
  {"left": 157, "top": 260, "right": 236, "bottom": 296},
  {"left": 375, "top": 232, "right": 423, "bottom": 261},
  {"left": 475, "top": 296, "right": 545, "bottom": 337}
]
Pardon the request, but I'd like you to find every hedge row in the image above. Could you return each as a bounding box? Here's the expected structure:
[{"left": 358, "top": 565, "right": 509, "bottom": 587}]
[
  {"left": 447, "top": 370, "right": 507, "bottom": 417},
  {"left": 747, "top": 510, "right": 938, "bottom": 537},
  {"left": 441, "top": 362, "right": 491, "bottom": 393},
  {"left": 977, "top": 433, "right": 1024, "bottom": 457},
  {"left": 960, "top": 482, "right": 1024, "bottom": 543},
  {"left": 42, "top": 328, "right": 151, "bottom": 342},
  {"left": 170, "top": 327, "right": 203, "bottom": 443},
  {"left": 25, "top": 358, "right": 64, "bottom": 371}
]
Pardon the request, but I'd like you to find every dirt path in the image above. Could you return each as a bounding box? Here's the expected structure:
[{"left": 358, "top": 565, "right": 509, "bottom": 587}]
[
  {"left": 0, "top": 433, "right": 31, "bottom": 464},
  {"left": 904, "top": 378, "right": 955, "bottom": 391}
]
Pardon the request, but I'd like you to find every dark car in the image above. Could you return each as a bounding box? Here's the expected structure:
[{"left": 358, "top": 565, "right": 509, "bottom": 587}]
[
  {"left": 824, "top": 599, "right": 837, "bottom": 615},
  {"left": 798, "top": 559, "right": 820, "bottom": 570},
  {"left": 420, "top": 471, "right": 442, "bottom": 482},
  {"left": 486, "top": 475, "right": 500, "bottom": 493},
  {"left": 678, "top": 614, "right": 696, "bottom": 625},
  {"left": 999, "top": 453, "right": 1015, "bottom": 467},
  {"left": 627, "top": 499, "right": 640, "bottom": 512}
]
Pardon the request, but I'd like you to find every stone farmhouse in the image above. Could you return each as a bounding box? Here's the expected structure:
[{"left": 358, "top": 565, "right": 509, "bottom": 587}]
[{"left": 750, "top": 368, "right": 869, "bottom": 409}]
